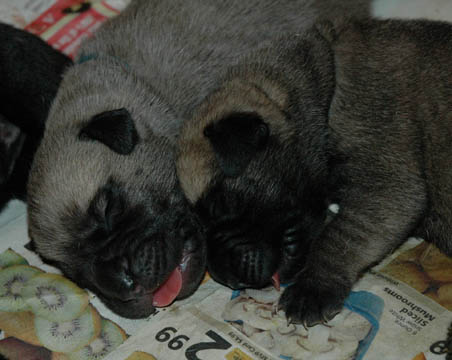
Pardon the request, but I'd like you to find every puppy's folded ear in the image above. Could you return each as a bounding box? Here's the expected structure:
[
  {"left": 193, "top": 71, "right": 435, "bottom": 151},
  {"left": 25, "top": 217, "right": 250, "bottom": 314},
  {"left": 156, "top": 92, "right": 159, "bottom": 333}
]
[
  {"left": 200, "top": 76, "right": 290, "bottom": 178},
  {"left": 0, "top": 115, "right": 25, "bottom": 184},
  {"left": 79, "top": 108, "right": 139, "bottom": 155},
  {"left": 203, "top": 112, "right": 269, "bottom": 178},
  {"left": 177, "top": 75, "right": 290, "bottom": 202}
]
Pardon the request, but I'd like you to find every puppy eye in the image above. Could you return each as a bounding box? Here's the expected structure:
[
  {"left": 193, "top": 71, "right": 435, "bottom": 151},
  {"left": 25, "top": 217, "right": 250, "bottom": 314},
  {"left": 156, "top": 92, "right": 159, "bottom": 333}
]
[
  {"left": 88, "top": 179, "right": 126, "bottom": 232},
  {"left": 203, "top": 126, "right": 213, "bottom": 138}
]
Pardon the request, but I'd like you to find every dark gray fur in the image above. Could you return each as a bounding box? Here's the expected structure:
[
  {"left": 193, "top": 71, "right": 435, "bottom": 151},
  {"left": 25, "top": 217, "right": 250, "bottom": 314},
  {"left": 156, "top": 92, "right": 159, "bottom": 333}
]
[
  {"left": 177, "top": 18, "right": 452, "bottom": 325},
  {"left": 27, "top": 0, "right": 370, "bottom": 318},
  {"left": 0, "top": 23, "right": 71, "bottom": 211}
]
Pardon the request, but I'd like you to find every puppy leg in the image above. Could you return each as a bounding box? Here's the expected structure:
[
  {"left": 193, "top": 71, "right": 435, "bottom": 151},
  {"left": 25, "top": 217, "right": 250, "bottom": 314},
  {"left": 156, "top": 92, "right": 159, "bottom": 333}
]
[
  {"left": 414, "top": 144, "right": 452, "bottom": 255},
  {"left": 417, "top": 211, "right": 452, "bottom": 255},
  {"left": 279, "top": 183, "right": 425, "bottom": 326}
]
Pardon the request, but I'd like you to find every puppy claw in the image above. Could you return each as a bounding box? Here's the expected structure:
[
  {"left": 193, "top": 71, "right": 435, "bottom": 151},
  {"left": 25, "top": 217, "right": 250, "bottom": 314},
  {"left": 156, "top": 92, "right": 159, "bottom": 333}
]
[
  {"left": 271, "top": 273, "right": 281, "bottom": 291},
  {"left": 287, "top": 317, "right": 293, "bottom": 327},
  {"left": 328, "top": 310, "right": 341, "bottom": 322},
  {"left": 309, "top": 318, "right": 323, "bottom": 327},
  {"left": 322, "top": 313, "right": 331, "bottom": 324}
]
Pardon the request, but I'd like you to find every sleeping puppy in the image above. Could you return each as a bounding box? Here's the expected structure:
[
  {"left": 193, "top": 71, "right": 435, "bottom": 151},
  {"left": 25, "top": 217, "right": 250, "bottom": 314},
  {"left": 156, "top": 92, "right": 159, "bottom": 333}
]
[
  {"left": 177, "top": 18, "right": 452, "bottom": 326},
  {"left": 0, "top": 23, "right": 72, "bottom": 211},
  {"left": 27, "top": 0, "right": 370, "bottom": 318}
]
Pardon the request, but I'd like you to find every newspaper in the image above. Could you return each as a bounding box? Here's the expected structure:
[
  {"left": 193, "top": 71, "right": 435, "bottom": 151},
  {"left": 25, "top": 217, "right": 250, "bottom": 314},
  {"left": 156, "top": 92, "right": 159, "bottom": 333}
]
[
  {"left": 105, "top": 238, "right": 452, "bottom": 360},
  {"left": 0, "top": 204, "right": 450, "bottom": 360},
  {"left": 0, "top": 0, "right": 130, "bottom": 58},
  {"left": 0, "top": 1, "right": 452, "bottom": 359}
]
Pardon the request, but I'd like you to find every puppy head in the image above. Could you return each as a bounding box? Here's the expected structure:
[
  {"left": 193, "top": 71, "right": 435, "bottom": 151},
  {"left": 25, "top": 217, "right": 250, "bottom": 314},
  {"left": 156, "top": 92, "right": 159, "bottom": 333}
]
[
  {"left": 27, "top": 69, "right": 206, "bottom": 318},
  {"left": 177, "top": 46, "right": 335, "bottom": 290}
]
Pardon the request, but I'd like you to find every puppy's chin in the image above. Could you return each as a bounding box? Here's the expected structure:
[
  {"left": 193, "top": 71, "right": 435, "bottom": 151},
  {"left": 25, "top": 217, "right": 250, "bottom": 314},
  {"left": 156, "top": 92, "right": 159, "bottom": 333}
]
[{"left": 97, "top": 293, "right": 156, "bottom": 319}]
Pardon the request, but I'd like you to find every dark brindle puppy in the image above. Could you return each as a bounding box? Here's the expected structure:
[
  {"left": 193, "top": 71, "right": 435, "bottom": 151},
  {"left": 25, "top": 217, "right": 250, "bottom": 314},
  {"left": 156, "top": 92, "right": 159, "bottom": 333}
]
[
  {"left": 27, "top": 0, "right": 370, "bottom": 318},
  {"left": 177, "top": 18, "right": 452, "bottom": 325},
  {"left": 0, "top": 24, "right": 72, "bottom": 211}
]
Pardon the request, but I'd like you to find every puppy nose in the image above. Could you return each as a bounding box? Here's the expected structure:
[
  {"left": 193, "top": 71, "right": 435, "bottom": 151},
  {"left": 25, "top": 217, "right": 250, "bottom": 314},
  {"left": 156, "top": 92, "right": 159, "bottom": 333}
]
[
  {"left": 94, "top": 254, "right": 151, "bottom": 302},
  {"left": 132, "top": 284, "right": 146, "bottom": 296},
  {"left": 118, "top": 258, "right": 149, "bottom": 296},
  {"left": 116, "top": 273, "right": 147, "bottom": 301}
]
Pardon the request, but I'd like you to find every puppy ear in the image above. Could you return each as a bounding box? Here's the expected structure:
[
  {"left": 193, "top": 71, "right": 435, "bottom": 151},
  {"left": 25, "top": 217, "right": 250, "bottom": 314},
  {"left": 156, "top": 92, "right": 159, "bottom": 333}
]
[
  {"left": 0, "top": 116, "right": 25, "bottom": 184},
  {"left": 203, "top": 112, "right": 269, "bottom": 177},
  {"left": 79, "top": 108, "right": 139, "bottom": 155}
]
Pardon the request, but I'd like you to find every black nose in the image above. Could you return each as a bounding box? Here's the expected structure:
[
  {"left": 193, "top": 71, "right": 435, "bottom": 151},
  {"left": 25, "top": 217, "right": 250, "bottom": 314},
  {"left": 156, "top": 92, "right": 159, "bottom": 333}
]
[{"left": 95, "top": 256, "right": 146, "bottom": 301}]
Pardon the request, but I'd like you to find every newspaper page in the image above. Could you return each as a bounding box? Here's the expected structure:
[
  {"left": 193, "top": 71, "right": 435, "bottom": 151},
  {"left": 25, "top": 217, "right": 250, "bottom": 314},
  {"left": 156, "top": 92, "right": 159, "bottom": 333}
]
[
  {"left": 0, "top": 0, "right": 130, "bottom": 58},
  {"left": 102, "top": 238, "right": 451, "bottom": 360},
  {"left": 0, "top": 206, "right": 450, "bottom": 360}
]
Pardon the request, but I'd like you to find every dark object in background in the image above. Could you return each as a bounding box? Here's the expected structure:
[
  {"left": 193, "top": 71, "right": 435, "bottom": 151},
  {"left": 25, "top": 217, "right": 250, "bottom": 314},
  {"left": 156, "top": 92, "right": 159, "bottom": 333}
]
[
  {"left": 62, "top": 1, "right": 92, "bottom": 14},
  {"left": 0, "top": 23, "right": 72, "bottom": 211}
]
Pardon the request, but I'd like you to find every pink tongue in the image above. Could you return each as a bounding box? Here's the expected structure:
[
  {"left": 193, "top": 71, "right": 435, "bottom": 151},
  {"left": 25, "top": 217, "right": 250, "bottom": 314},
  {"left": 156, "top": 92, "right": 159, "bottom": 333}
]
[
  {"left": 271, "top": 272, "right": 281, "bottom": 291},
  {"left": 152, "top": 267, "right": 183, "bottom": 307}
]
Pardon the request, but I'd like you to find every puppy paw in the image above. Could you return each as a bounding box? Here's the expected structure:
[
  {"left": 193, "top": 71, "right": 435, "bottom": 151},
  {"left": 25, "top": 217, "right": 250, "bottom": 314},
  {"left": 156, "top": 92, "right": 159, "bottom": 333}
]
[{"left": 279, "top": 278, "right": 350, "bottom": 327}]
